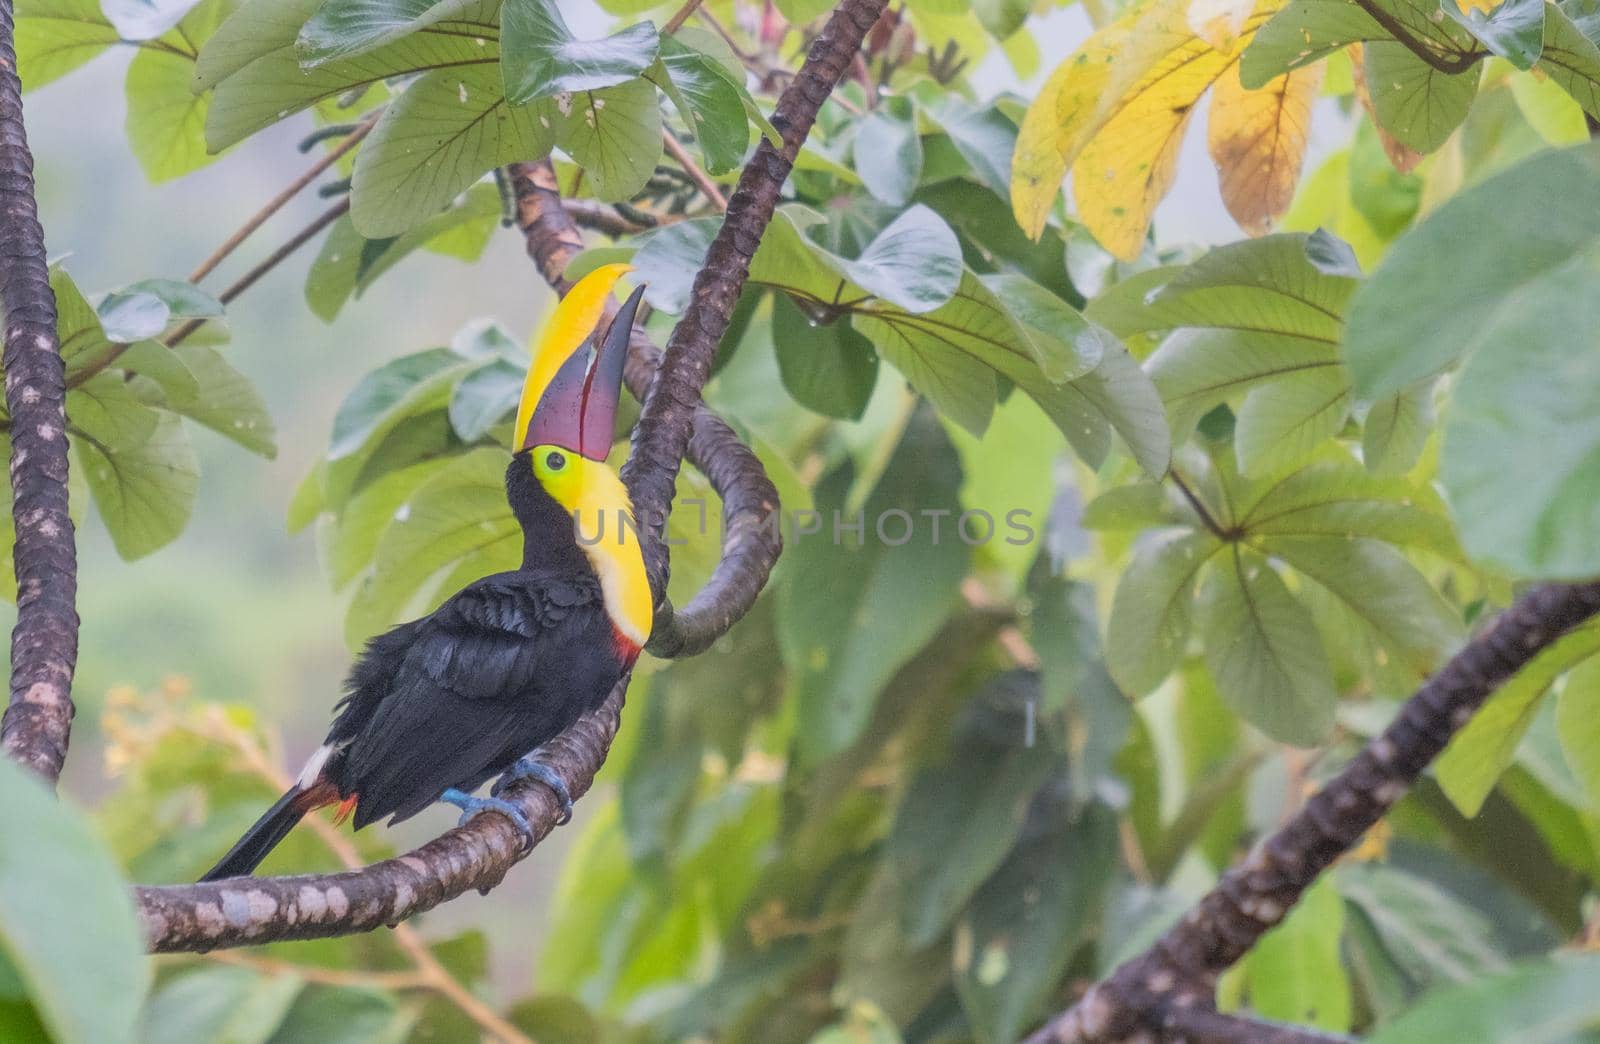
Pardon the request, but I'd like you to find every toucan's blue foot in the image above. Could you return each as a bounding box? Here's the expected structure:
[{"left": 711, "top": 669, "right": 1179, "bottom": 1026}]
[
  {"left": 492, "top": 753, "right": 574, "bottom": 824},
  {"left": 439, "top": 788, "right": 534, "bottom": 849}
]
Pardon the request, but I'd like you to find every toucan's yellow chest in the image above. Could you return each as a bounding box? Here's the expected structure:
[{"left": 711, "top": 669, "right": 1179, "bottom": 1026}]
[{"left": 530, "top": 446, "right": 653, "bottom": 651}]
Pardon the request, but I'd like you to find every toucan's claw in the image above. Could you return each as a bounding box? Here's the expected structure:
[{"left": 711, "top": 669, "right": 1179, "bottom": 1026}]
[
  {"left": 439, "top": 787, "right": 535, "bottom": 850},
  {"left": 493, "top": 754, "right": 574, "bottom": 824}
]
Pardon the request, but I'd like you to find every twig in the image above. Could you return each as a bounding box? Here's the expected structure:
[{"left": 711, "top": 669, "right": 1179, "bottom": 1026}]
[
  {"left": 203, "top": 951, "right": 430, "bottom": 991},
  {"left": 661, "top": 130, "right": 727, "bottom": 211},
  {"left": 1349, "top": 0, "right": 1482, "bottom": 74},
  {"left": 508, "top": 158, "right": 781, "bottom": 658},
  {"left": 174, "top": 712, "right": 535, "bottom": 1044},
  {"left": 187, "top": 116, "right": 376, "bottom": 285},
  {"left": 1160, "top": 1007, "right": 1354, "bottom": 1044},
  {"left": 0, "top": 0, "right": 79, "bottom": 786},
  {"left": 1025, "top": 581, "right": 1600, "bottom": 1043},
  {"left": 663, "top": 0, "right": 705, "bottom": 35},
  {"left": 621, "top": 0, "right": 889, "bottom": 602}
]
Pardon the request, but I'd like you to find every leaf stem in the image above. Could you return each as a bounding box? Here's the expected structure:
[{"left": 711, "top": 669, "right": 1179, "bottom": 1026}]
[
  {"left": 663, "top": 0, "right": 705, "bottom": 35},
  {"left": 1348, "top": 0, "right": 1483, "bottom": 74},
  {"left": 187, "top": 115, "right": 376, "bottom": 285},
  {"left": 662, "top": 130, "right": 727, "bottom": 211},
  {"left": 1167, "top": 467, "right": 1229, "bottom": 541}
]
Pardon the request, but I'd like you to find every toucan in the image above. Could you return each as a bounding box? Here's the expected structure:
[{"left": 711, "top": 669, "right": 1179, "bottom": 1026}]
[{"left": 201, "top": 265, "right": 653, "bottom": 881}]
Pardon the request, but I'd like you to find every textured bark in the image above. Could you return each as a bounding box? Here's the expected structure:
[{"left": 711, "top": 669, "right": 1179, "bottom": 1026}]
[
  {"left": 134, "top": 0, "right": 880, "bottom": 949},
  {"left": 617, "top": 0, "right": 888, "bottom": 601},
  {"left": 0, "top": 0, "right": 78, "bottom": 786},
  {"left": 1025, "top": 581, "right": 1600, "bottom": 1043},
  {"left": 508, "top": 159, "right": 781, "bottom": 657},
  {"left": 141, "top": 679, "right": 625, "bottom": 951}
]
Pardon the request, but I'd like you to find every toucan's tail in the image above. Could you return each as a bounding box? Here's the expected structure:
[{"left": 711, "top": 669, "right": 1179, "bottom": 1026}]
[{"left": 199, "top": 784, "right": 329, "bottom": 882}]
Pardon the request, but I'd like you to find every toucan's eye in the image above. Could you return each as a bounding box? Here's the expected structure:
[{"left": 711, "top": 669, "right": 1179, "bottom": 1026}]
[{"left": 545, "top": 450, "right": 566, "bottom": 472}]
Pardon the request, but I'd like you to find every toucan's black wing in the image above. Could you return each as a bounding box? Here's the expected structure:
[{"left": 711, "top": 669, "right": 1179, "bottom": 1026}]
[{"left": 331, "top": 570, "right": 621, "bottom": 828}]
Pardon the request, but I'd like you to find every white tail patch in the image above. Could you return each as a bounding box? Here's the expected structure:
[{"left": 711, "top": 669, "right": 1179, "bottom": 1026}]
[{"left": 296, "top": 743, "right": 338, "bottom": 788}]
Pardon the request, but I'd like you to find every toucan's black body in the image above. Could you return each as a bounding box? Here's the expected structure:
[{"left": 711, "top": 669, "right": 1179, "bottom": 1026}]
[
  {"left": 201, "top": 459, "right": 633, "bottom": 881},
  {"left": 201, "top": 273, "right": 649, "bottom": 883}
]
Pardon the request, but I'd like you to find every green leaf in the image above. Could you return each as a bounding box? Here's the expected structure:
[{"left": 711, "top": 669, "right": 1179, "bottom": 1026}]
[
  {"left": 1147, "top": 328, "right": 1342, "bottom": 438},
  {"left": 927, "top": 99, "right": 1016, "bottom": 194},
  {"left": 126, "top": 47, "right": 214, "bottom": 182},
  {"left": 1363, "top": 43, "right": 1480, "bottom": 155},
  {"left": 854, "top": 102, "right": 923, "bottom": 206},
  {"left": 555, "top": 78, "right": 662, "bottom": 202},
  {"left": 772, "top": 292, "right": 879, "bottom": 420},
  {"left": 329, "top": 347, "right": 468, "bottom": 461},
  {"left": 1339, "top": 863, "right": 1507, "bottom": 988},
  {"left": 1533, "top": 1, "right": 1600, "bottom": 120},
  {"left": 162, "top": 344, "right": 277, "bottom": 457},
  {"left": 1436, "top": 625, "right": 1600, "bottom": 816},
  {"left": 298, "top": 0, "right": 482, "bottom": 64},
  {"left": 774, "top": 0, "right": 835, "bottom": 22},
  {"left": 1238, "top": 460, "right": 1463, "bottom": 560},
  {"left": 118, "top": 339, "right": 201, "bottom": 401},
  {"left": 193, "top": 0, "right": 317, "bottom": 91},
  {"left": 1100, "top": 233, "right": 1356, "bottom": 342},
  {"left": 502, "top": 0, "right": 659, "bottom": 101},
  {"left": 1438, "top": 254, "right": 1600, "bottom": 578},
  {"left": 0, "top": 756, "right": 148, "bottom": 1044},
  {"left": 1363, "top": 384, "right": 1432, "bottom": 475},
  {"left": 344, "top": 448, "right": 518, "bottom": 642},
  {"left": 447, "top": 359, "right": 523, "bottom": 441},
  {"left": 977, "top": 274, "right": 1105, "bottom": 383},
  {"left": 1367, "top": 953, "right": 1600, "bottom": 1043},
  {"left": 269, "top": 986, "right": 410, "bottom": 1042},
  {"left": 53, "top": 268, "right": 117, "bottom": 376},
  {"left": 1198, "top": 548, "right": 1337, "bottom": 745},
  {"left": 69, "top": 373, "right": 161, "bottom": 448},
  {"left": 1106, "top": 529, "right": 1221, "bottom": 695},
  {"left": 1345, "top": 144, "right": 1600, "bottom": 400},
  {"left": 778, "top": 413, "right": 970, "bottom": 763},
  {"left": 15, "top": 0, "right": 119, "bottom": 91},
  {"left": 1234, "top": 366, "right": 1351, "bottom": 477},
  {"left": 77, "top": 412, "right": 199, "bottom": 559},
  {"left": 839, "top": 204, "right": 962, "bottom": 314},
  {"left": 206, "top": 4, "right": 497, "bottom": 150},
  {"left": 1444, "top": 0, "right": 1544, "bottom": 70},
  {"left": 1239, "top": 879, "right": 1351, "bottom": 1031},
  {"left": 888, "top": 680, "right": 1058, "bottom": 947},
  {"left": 1261, "top": 535, "right": 1462, "bottom": 675},
  {"left": 1241, "top": 0, "right": 1386, "bottom": 88},
  {"left": 103, "top": 0, "right": 197, "bottom": 40},
  {"left": 954, "top": 804, "right": 1120, "bottom": 1044},
  {"left": 351, "top": 65, "right": 555, "bottom": 238},
  {"left": 1555, "top": 654, "right": 1600, "bottom": 809},
  {"left": 138, "top": 967, "right": 302, "bottom": 1043},
  {"left": 650, "top": 37, "right": 751, "bottom": 175},
  {"left": 97, "top": 279, "right": 222, "bottom": 342}
]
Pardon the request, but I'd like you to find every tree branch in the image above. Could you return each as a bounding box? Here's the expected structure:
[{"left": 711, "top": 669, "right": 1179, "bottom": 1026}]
[
  {"left": 506, "top": 158, "right": 781, "bottom": 657},
  {"left": 0, "top": 0, "right": 79, "bottom": 785},
  {"left": 132, "top": 0, "right": 883, "bottom": 949},
  {"left": 1025, "top": 580, "right": 1600, "bottom": 1043},
  {"left": 619, "top": 0, "right": 889, "bottom": 601}
]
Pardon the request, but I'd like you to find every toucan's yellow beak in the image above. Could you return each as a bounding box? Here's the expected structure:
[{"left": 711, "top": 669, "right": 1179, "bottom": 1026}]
[{"left": 512, "top": 263, "right": 637, "bottom": 453}]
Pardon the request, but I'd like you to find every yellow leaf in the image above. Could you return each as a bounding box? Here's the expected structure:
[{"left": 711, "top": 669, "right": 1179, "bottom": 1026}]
[
  {"left": 1188, "top": 0, "right": 1255, "bottom": 48},
  {"left": 1010, "top": 23, "right": 1132, "bottom": 238},
  {"left": 1011, "top": 0, "right": 1285, "bottom": 255},
  {"left": 1072, "top": 1, "right": 1283, "bottom": 259},
  {"left": 1208, "top": 61, "right": 1324, "bottom": 235}
]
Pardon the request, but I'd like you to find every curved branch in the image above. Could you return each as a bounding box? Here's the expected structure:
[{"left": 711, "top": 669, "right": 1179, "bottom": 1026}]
[
  {"left": 507, "top": 158, "right": 781, "bottom": 657},
  {"left": 1025, "top": 581, "right": 1600, "bottom": 1043},
  {"left": 139, "top": 678, "right": 625, "bottom": 952},
  {"left": 135, "top": 0, "right": 881, "bottom": 949},
  {"left": 619, "top": 0, "right": 889, "bottom": 600},
  {"left": 0, "top": 0, "right": 79, "bottom": 785}
]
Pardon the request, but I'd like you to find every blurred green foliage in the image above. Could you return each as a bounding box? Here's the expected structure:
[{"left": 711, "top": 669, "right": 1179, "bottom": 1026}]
[{"left": 9, "top": 0, "right": 1600, "bottom": 1041}]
